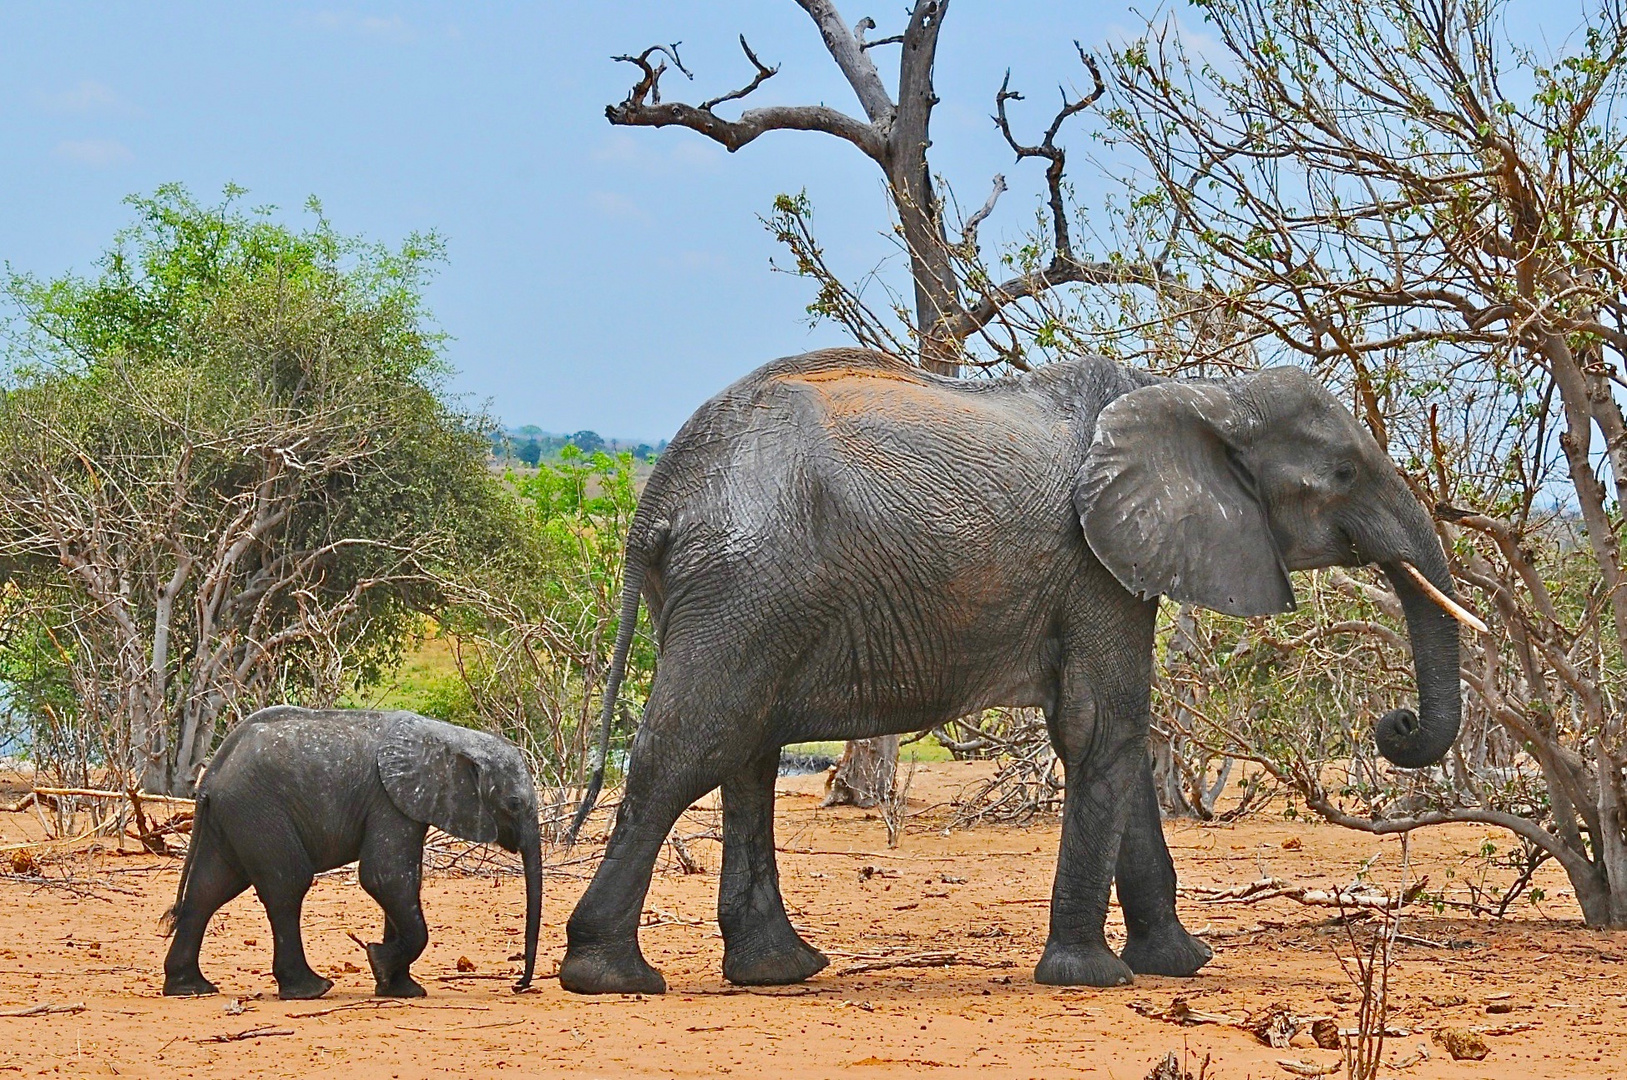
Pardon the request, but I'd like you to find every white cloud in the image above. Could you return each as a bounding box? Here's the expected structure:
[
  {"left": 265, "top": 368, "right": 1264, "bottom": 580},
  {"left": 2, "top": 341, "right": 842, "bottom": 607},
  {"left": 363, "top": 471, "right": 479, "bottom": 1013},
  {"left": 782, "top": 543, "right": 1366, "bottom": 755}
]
[
  {"left": 590, "top": 134, "right": 723, "bottom": 173},
  {"left": 588, "top": 191, "right": 646, "bottom": 220},
  {"left": 53, "top": 139, "right": 134, "bottom": 167},
  {"left": 34, "top": 80, "right": 141, "bottom": 117},
  {"left": 302, "top": 11, "right": 415, "bottom": 44}
]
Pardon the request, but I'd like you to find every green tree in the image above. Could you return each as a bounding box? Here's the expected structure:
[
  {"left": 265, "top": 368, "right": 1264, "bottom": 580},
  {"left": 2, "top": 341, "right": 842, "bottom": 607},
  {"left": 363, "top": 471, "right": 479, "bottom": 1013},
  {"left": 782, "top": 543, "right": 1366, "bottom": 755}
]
[
  {"left": 0, "top": 185, "right": 513, "bottom": 794},
  {"left": 434, "top": 447, "right": 654, "bottom": 838}
]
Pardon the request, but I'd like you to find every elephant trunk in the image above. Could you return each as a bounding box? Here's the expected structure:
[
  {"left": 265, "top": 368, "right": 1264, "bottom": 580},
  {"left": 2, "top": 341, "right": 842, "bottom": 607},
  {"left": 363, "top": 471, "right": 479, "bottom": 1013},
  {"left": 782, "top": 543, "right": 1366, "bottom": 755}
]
[
  {"left": 1374, "top": 528, "right": 1463, "bottom": 768},
  {"left": 515, "top": 826, "right": 542, "bottom": 992}
]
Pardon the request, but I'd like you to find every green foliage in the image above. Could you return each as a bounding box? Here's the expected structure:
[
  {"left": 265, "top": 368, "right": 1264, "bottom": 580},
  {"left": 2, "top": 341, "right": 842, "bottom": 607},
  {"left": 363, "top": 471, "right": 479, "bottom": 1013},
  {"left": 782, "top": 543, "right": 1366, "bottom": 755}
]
[
  {"left": 0, "top": 184, "right": 510, "bottom": 792},
  {"left": 432, "top": 447, "right": 655, "bottom": 834}
]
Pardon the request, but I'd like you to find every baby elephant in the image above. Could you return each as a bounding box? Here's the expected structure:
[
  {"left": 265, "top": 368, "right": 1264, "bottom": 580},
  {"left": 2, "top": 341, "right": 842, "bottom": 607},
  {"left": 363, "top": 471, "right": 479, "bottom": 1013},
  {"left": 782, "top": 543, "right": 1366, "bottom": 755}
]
[{"left": 162, "top": 707, "right": 541, "bottom": 1000}]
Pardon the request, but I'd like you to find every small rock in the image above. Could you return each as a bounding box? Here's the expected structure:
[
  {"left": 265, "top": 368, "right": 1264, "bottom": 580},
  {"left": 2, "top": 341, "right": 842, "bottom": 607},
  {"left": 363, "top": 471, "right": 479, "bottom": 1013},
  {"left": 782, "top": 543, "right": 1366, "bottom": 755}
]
[
  {"left": 1435, "top": 1028, "right": 1489, "bottom": 1061},
  {"left": 1486, "top": 1002, "right": 1514, "bottom": 1014},
  {"left": 1282, "top": 836, "right": 1303, "bottom": 850},
  {"left": 242, "top": 938, "right": 256, "bottom": 947},
  {"left": 456, "top": 955, "right": 477, "bottom": 973},
  {"left": 223, "top": 998, "right": 245, "bottom": 1015},
  {"left": 1311, "top": 1017, "right": 1341, "bottom": 1049}
]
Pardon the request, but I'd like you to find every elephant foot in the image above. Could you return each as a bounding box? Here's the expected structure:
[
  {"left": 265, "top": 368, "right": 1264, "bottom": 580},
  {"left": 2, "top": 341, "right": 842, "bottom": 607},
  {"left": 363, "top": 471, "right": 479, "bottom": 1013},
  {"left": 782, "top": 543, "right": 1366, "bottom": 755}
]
[
  {"left": 364, "top": 943, "right": 427, "bottom": 998},
  {"left": 558, "top": 943, "right": 667, "bottom": 996},
  {"left": 723, "top": 931, "right": 829, "bottom": 987},
  {"left": 275, "top": 974, "right": 334, "bottom": 1000},
  {"left": 375, "top": 974, "right": 427, "bottom": 998},
  {"left": 1034, "top": 940, "right": 1134, "bottom": 987},
  {"left": 163, "top": 972, "right": 219, "bottom": 997},
  {"left": 1122, "top": 923, "right": 1213, "bottom": 977}
]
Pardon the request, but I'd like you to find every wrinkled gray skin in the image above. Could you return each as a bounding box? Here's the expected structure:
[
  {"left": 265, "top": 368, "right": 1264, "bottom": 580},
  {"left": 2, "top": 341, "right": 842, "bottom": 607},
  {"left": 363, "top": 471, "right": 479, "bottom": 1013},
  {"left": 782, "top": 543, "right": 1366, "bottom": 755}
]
[
  {"left": 163, "top": 707, "right": 541, "bottom": 1000},
  {"left": 560, "top": 348, "right": 1462, "bottom": 994}
]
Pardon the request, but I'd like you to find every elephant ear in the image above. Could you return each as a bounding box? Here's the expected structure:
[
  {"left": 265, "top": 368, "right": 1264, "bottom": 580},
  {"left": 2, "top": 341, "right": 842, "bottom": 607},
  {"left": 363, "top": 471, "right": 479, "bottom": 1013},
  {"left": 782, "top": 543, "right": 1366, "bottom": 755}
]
[
  {"left": 377, "top": 714, "right": 499, "bottom": 843},
  {"left": 1076, "top": 380, "right": 1294, "bottom": 617}
]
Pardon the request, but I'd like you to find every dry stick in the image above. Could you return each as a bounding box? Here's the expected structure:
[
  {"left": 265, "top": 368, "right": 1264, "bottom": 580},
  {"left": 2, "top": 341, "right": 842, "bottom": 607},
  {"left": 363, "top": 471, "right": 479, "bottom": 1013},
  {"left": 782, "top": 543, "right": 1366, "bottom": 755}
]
[
  {"left": 196, "top": 1026, "right": 294, "bottom": 1044},
  {"left": 840, "top": 951, "right": 966, "bottom": 974},
  {"left": 287, "top": 1000, "right": 406, "bottom": 1019},
  {"left": 1183, "top": 876, "right": 1428, "bottom": 909},
  {"left": 30, "top": 787, "right": 195, "bottom": 806},
  {"left": 291, "top": 1001, "right": 493, "bottom": 1018},
  {"left": 0, "top": 1002, "right": 85, "bottom": 1017}
]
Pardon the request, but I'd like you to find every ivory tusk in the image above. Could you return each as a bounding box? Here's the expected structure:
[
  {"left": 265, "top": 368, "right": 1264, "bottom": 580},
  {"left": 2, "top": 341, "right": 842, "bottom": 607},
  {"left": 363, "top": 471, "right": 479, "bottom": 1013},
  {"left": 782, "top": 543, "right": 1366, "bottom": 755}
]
[{"left": 1400, "top": 562, "right": 1489, "bottom": 635}]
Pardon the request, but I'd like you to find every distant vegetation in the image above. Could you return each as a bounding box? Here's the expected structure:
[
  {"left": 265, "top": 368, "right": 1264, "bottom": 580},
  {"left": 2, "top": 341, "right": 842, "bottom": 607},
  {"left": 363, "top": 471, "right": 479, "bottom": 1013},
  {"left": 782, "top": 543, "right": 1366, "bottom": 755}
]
[{"left": 491, "top": 427, "right": 665, "bottom": 468}]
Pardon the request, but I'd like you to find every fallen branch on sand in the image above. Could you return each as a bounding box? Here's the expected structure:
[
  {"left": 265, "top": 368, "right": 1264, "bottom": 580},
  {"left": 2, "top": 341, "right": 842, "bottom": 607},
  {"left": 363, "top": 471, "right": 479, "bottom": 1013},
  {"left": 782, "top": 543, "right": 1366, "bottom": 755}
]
[
  {"left": 0, "top": 1002, "right": 85, "bottom": 1017},
  {"left": 288, "top": 1000, "right": 407, "bottom": 1019},
  {"left": 838, "top": 950, "right": 1013, "bottom": 975},
  {"left": 1181, "top": 877, "right": 1428, "bottom": 910},
  {"left": 1128, "top": 997, "right": 1243, "bottom": 1027},
  {"left": 196, "top": 1026, "right": 294, "bottom": 1043}
]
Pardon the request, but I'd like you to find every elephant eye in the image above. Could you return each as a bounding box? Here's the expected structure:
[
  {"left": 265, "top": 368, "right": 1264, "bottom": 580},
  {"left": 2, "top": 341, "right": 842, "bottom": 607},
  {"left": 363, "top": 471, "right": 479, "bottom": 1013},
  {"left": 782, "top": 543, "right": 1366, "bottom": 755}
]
[{"left": 1332, "top": 461, "right": 1357, "bottom": 486}]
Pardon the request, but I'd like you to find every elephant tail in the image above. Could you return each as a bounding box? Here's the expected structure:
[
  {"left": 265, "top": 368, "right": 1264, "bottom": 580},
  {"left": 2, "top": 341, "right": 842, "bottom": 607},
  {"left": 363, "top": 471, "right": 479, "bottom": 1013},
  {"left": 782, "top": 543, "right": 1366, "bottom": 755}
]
[
  {"left": 160, "top": 792, "right": 209, "bottom": 937},
  {"left": 565, "top": 540, "right": 652, "bottom": 847}
]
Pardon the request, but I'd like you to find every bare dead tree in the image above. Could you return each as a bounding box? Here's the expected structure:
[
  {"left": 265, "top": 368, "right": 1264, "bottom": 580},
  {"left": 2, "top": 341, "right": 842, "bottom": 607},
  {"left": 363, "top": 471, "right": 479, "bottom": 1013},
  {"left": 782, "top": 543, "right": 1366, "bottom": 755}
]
[{"left": 606, "top": 2, "right": 1193, "bottom": 804}]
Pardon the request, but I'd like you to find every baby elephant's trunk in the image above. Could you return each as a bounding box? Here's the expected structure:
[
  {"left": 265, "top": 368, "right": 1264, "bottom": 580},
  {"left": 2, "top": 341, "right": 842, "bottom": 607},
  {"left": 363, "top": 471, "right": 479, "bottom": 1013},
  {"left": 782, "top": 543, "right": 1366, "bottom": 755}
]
[{"left": 516, "top": 829, "right": 542, "bottom": 991}]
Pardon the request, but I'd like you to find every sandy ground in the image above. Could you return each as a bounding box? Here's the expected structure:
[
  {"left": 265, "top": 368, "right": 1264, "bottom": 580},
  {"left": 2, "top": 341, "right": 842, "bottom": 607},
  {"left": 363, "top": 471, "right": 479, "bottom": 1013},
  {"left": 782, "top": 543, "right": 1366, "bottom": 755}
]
[{"left": 0, "top": 760, "right": 1623, "bottom": 1079}]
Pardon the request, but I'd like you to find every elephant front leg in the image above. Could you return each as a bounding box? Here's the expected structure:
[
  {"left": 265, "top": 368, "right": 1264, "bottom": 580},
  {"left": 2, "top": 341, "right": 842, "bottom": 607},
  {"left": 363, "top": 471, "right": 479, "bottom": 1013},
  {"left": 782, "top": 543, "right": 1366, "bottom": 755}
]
[
  {"left": 1036, "top": 622, "right": 1168, "bottom": 990},
  {"left": 719, "top": 750, "right": 828, "bottom": 986},
  {"left": 359, "top": 823, "right": 431, "bottom": 998},
  {"left": 1116, "top": 755, "right": 1212, "bottom": 977},
  {"left": 1035, "top": 729, "right": 1140, "bottom": 988}
]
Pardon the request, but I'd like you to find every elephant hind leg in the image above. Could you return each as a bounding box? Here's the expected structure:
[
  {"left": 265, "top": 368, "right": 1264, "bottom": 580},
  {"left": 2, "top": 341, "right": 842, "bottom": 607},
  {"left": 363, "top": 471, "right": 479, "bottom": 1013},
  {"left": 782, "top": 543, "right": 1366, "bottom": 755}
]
[
  {"left": 719, "top": 748, "right": 828, "bottom": 986},
  {"left": 1116, "top": 755, "right": 1212, "bottom": 977},
  {"left": 162, "top": 836, "right": 248, "bottom": 997},
  {"left": 561, "top": 677, "right": 753, "bottom": 995},
  {"left": 358, "top": 819, "right": 430, "bottom": 998},
  {"left": 238, "top": 831, "right": 330, "bottom": 1001}
]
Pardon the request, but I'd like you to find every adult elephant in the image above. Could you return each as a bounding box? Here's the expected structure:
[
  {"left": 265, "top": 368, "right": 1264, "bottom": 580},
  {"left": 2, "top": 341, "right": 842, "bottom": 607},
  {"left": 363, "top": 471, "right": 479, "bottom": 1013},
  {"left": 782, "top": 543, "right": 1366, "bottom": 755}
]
[{"left": 561, "top": 348, "right": 1470, "bottom": 994}]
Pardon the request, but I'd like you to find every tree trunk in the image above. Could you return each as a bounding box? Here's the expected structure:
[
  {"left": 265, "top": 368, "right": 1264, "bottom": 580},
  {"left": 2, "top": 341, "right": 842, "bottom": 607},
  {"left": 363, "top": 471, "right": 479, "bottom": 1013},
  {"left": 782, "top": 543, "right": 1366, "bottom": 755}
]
[
  {"left": 888, "top": 0, "right": 959, "bottom": 376},
  {"left": 1148, "top": 736, "right": 1192, "bottom": 817},
  {"left": 824, "top": 734, "right": 900, "bottom": 808}
]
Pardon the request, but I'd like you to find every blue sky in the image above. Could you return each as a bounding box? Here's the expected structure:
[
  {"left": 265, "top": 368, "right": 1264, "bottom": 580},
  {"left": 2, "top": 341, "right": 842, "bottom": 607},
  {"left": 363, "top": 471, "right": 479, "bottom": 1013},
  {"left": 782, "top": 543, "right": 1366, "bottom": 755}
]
[{"left": 0, "top": 2, "right": 1588, "bottom": 439}]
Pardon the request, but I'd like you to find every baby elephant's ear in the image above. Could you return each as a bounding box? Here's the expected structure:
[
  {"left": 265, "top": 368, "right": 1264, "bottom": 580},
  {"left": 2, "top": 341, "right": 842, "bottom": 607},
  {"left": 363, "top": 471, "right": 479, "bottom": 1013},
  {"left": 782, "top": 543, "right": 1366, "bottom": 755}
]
[{"left": 377, "top": 714, "right": 499, "bottom": 843}]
